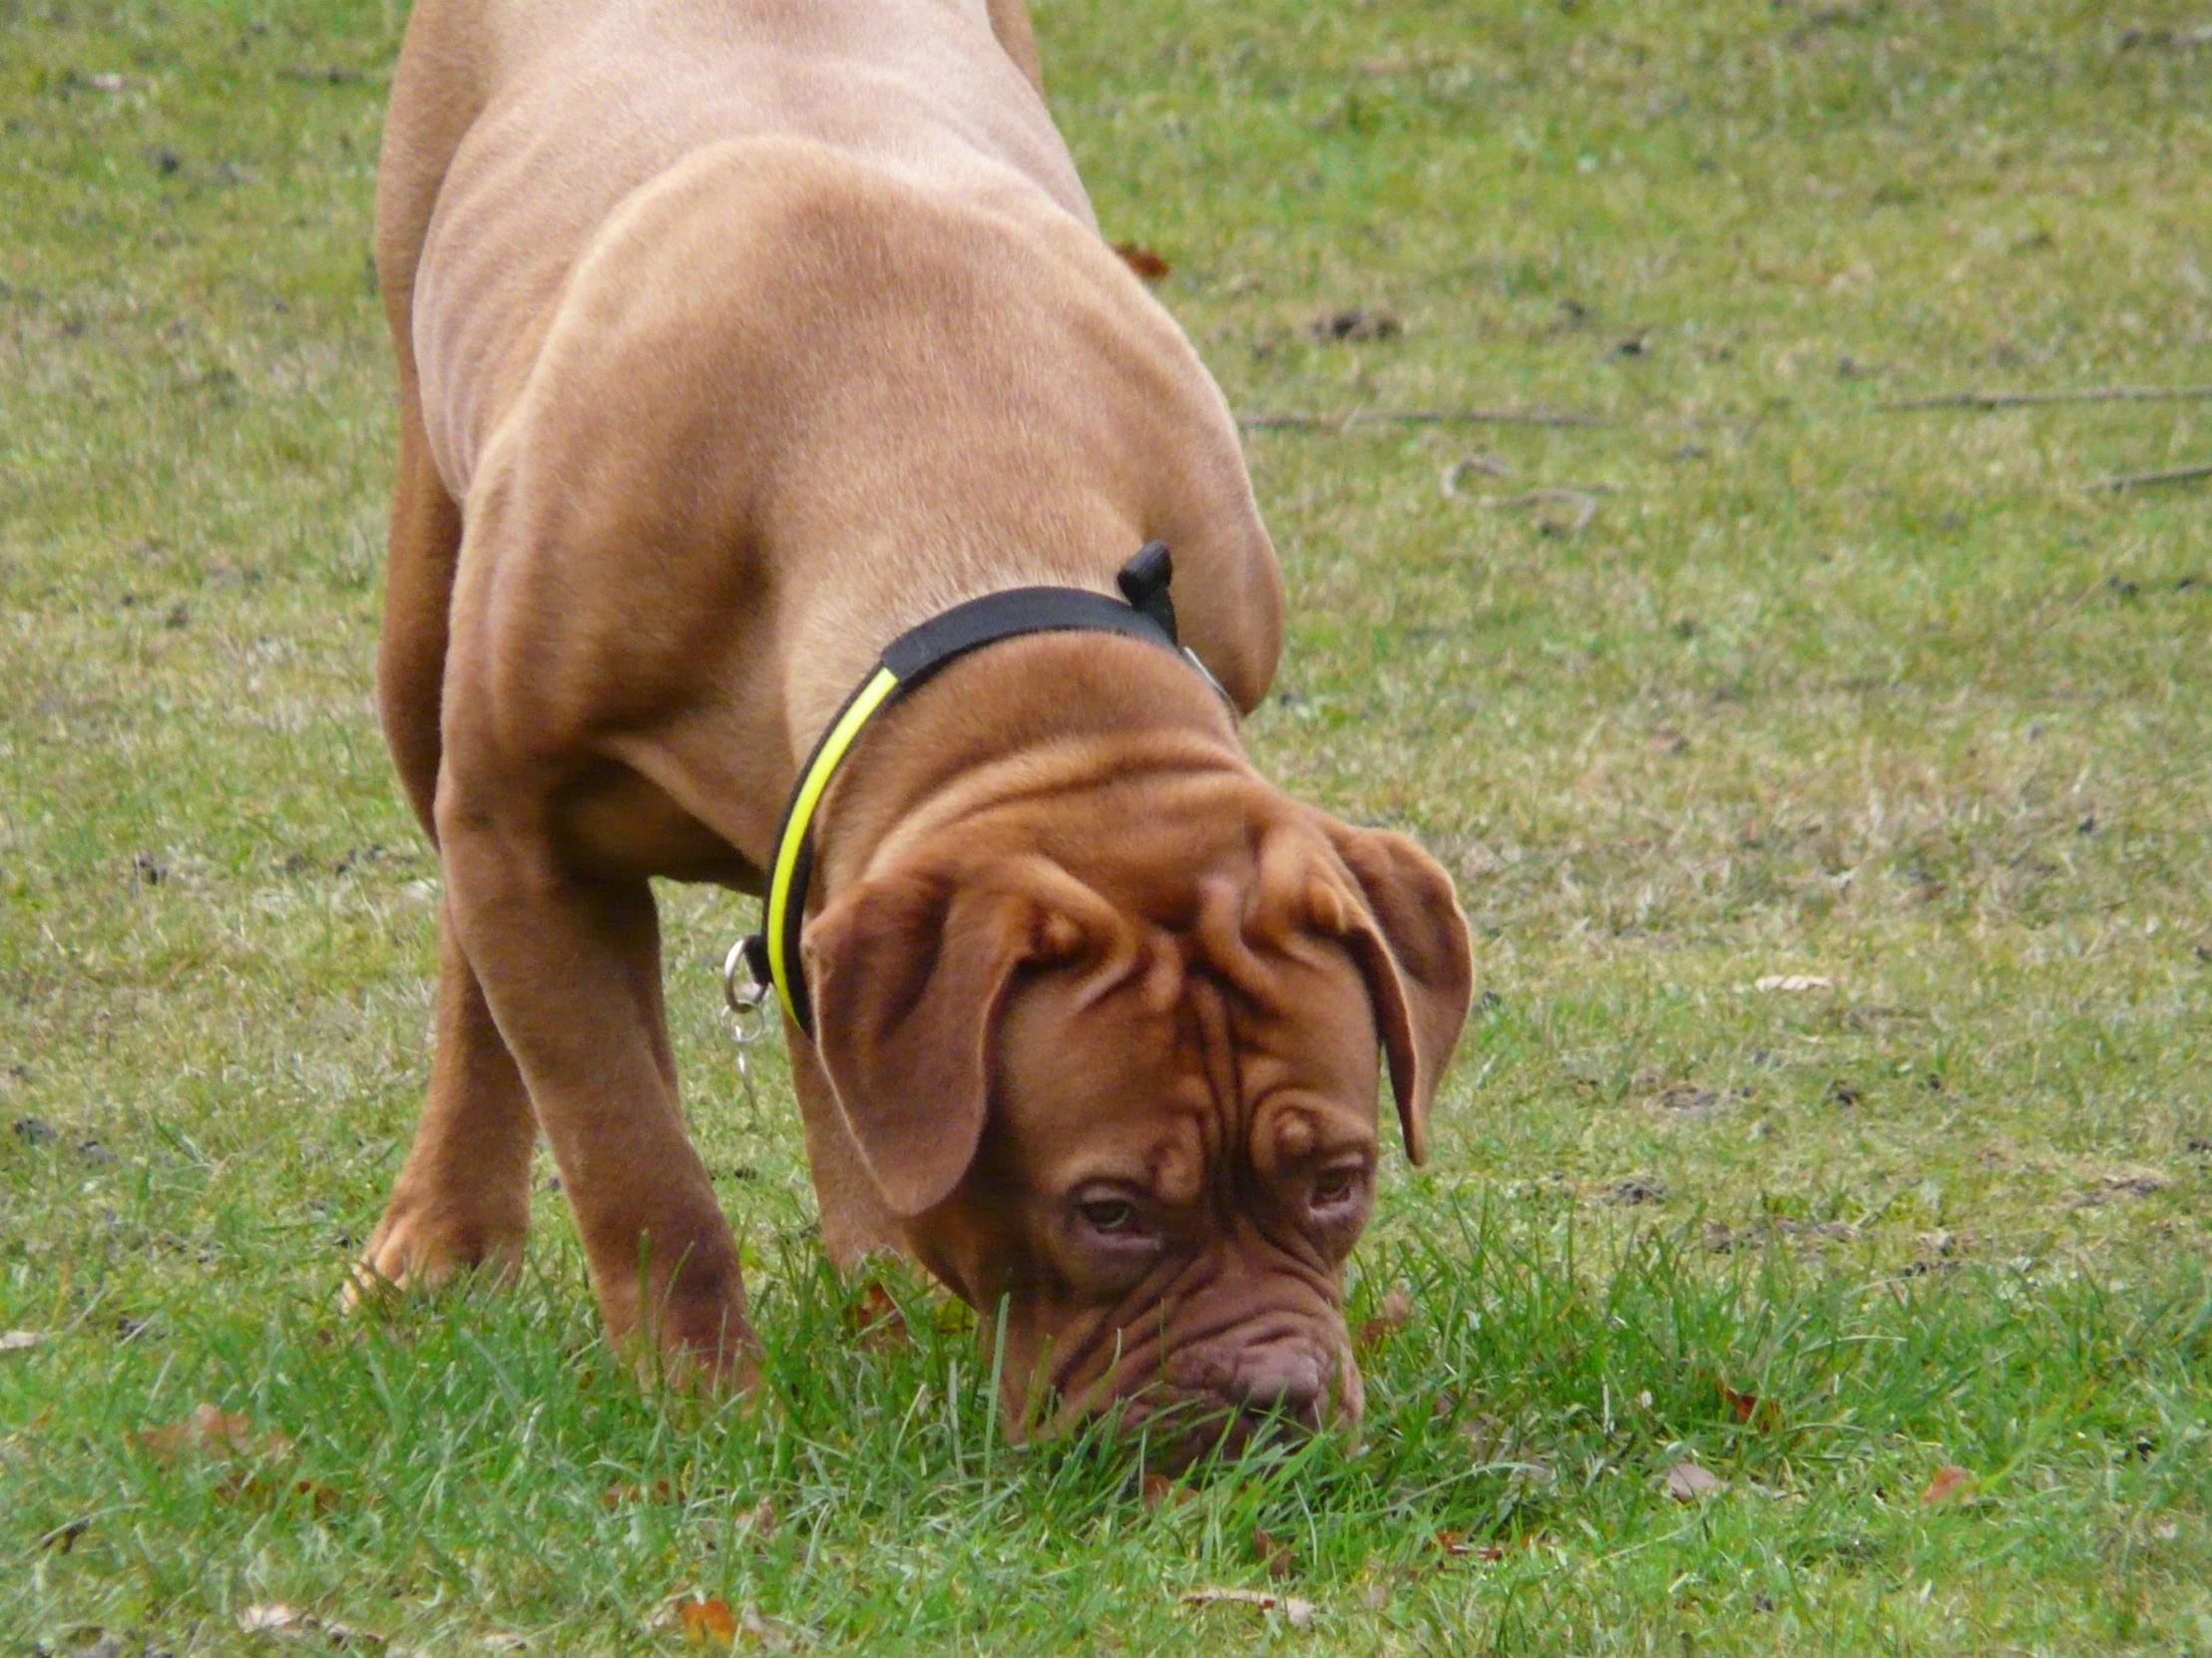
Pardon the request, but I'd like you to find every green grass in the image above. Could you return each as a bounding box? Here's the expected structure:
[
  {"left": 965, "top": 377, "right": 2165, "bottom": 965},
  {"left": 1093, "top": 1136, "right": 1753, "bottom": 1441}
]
[{"left": 3, "top": 0, "right": 2210, "bottom": 1651}]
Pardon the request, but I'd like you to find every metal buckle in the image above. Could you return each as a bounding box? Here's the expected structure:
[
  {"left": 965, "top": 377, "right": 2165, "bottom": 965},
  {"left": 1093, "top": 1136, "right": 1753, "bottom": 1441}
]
[{"left": 722, "top": 936, "right": 772, "bottom": 1048}]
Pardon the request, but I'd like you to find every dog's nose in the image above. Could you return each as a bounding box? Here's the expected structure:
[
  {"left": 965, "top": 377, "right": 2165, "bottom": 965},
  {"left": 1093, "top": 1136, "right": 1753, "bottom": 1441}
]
[{"left": 1228, "top": 1340, "right": 1328, "bottom": 1426}]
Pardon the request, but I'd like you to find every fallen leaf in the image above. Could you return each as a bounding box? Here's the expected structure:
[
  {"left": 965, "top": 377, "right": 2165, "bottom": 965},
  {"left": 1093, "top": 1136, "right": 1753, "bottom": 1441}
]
[
  {"left": 1182, "top": 1587, "right": 1317, "bottom": 1630},
  {"left": 38, "top": 1518, "right": 90, "bottom": 1553},
  {"left": 1457, "top": 1411, "right": 1510, "bottom": 1459},
  {"left": 1719, "top": 1382, "right": 1781, "bottom": 1431},
  {"left": 676, "top": 1597, "right": 737, "bottom": 1644},
  {"left": 1435, "top": 1529, "right": 1505, "bottom": 1561},
  {"left": 737, "top": 1495, "right": 778, "bottom": 1540},
  {"left": 1665, "top": 1460, "right": 1727, "bottom": 1500},
  {"left": 1752, "top": 975, "right": 1835, "bottom": 994},
  {"left": 238, "top": 1603, "right": 382, "bottom": 1646},
  {"left": 1922, "top": 1463, "right": 1975, "bottom": 1505},
  {"left": 0, "top": 1329, "right": 43, "bottom": 1352},
  {"left": 603, "top": 1477, "right": 683, "bottom": 1507},
  {"left": 1357, "top": 1284, "right": 1414, "bottom": 1351},
  {"left": 136, "top": 1402, "right": 294, "bottom": 1463},
  {"left": 737, "top": 1605, "right": 797, "bottom": 1652},
  {"left": 1253, "top": 1525, "right": 1293, "bottom": 1579},
  {"left": 1111, "top": 241, "right": 1171, "bottom": 281},
  {"left": 1140, "top": 1472, "right": 1192, "bottom": 1512},
  {"left": 287, "top": 1478, "right": 342, "bottom": 1515},
  {"left": 847, "top": 1282, "right": 910, "bottom": 1351}
]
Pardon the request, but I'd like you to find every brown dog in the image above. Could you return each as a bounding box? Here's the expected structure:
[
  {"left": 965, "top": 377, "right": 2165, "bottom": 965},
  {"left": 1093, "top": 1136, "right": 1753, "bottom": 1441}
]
[{"left": 359, "top": 0, "right": 1474, "bottom": 1454}]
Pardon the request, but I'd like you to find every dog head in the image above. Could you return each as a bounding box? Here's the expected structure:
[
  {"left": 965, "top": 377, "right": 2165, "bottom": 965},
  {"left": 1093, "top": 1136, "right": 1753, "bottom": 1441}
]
[{"left": 802, "top": 769, "right": 1472, "bottom": 1464}]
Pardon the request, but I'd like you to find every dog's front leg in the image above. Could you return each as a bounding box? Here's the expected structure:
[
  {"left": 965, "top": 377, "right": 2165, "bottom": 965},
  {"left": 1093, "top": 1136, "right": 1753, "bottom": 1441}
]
[
  {"left": 436, "top": 788, "right": 757, "bottom": 1384},
  {"left": 351, "top": 893, "right": 537, "bottom": 1299}
]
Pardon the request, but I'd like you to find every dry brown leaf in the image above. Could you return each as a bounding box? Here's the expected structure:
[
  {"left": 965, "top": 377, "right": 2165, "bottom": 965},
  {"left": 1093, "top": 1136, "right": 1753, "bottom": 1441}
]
[
  {"left": 603, "top": 1477, "right": 683, "bottom": 1507},
  {"left": 1111, "top": 241, "right": 1172, "bottom": 281},
  {"left": 1719, "top": 1382, "right": 1781, "bottom": 1431},
  {"left": 1182, "top": 1587, "right": 1316, "bottom": 1630},
  {"left": 237, "top": 1603, "right": 382, "bottom": 1646},
  {"left": 1434, "top": 1529, "right": 1506, "bottom": 1561},
  {"left": 676, "top": 1597, "right": 737, "bottom": 1644},
  {"left": 287, "top": 1478, "right": 342, "bottom": 1515},
  {"left": 1253, "top": 1525, "right": 1294, "bottom": 1580},
  {"left": 38, "top": 1518, "right": 91, "bottom": 1553},
  {"left": 1, "top": 1330, "right": 44, "bottom": 1353},
  {"left": 137, "top": 1402, "right": 294, "bottom": 1464},
  {"left": 847, "top": 1283, "right": 910, "bottom": 1351},
  {"left": 1665, "top": 1460, "right": 1727, "bottom": 1500},
  {"left": 1357, "top": 1285, "right": 1414, "bottom": 1351},
  {"left": 739, "top": 1605, "right": 798, "bottom": 1652},
  {"left": 1140, "top": 1472, "right": 1192, "bottom": 1513},
  {"left": 1922, "top": 1463, "right": 1976, "bottom": 1505},
  {"left": 1458, "top": 1411, "right": 1510, "bottom": 1459},
  {"left": 737, "top": 1496, "right": 778, "bottom": 1541}
]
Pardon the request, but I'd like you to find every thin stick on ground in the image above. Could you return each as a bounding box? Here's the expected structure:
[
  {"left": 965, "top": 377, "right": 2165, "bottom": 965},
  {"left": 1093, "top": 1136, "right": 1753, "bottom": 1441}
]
[
  {"left": 1240, "top": 406, "right": 1609, "bottom": 432},
  {"left": 1876, "top": 386, "right": 2212, "bottom": 412},
  {"left": 2089, "top": 461, "right": 2212, "bottom": 491}
]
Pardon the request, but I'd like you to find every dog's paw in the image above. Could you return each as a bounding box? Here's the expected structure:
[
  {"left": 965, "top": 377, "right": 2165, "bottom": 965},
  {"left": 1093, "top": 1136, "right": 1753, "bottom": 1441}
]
[{"left": 341, "top": 1208, "right": 526, "bottom": 1310}]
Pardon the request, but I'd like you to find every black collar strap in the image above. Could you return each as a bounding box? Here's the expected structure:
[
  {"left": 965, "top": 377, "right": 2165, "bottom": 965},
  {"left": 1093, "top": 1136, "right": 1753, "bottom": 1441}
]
[{"left": 746, "top": 541, "right": 1221, "bottom": 1038}]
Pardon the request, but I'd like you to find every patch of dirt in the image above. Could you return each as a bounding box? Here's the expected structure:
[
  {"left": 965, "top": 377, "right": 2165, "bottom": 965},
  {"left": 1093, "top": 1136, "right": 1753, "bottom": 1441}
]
[
  {"left": 1646, "top": 1083, "right": 1753, "bottom": 1117},
  {"left": 1703, "top": 1217, "right": 1859, "bottom": 1253},
  {"left": 2069, "top": 1174, "right": 2166, "bottom": 1207},
  {"left": 1309, "top": 306, "right": 1402, "bottom": 342}
]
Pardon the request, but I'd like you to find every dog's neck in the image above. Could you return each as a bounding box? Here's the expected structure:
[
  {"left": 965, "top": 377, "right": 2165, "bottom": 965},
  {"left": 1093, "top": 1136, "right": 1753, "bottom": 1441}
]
[{"left": 809, "top": 629, "right": 1249, "bottom": 905}]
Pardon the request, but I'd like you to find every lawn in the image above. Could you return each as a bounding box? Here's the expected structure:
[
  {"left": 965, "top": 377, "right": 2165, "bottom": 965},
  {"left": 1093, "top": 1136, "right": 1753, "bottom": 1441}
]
[{"left": 4, "top": 0, "right": 2210, "bottom": 1651}]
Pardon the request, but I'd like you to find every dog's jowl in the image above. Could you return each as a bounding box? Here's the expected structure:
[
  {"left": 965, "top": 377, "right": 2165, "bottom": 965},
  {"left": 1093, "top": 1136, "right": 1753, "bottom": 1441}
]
[{"left": 359, "top": 0, "right": 1474, "bottom": 1456}]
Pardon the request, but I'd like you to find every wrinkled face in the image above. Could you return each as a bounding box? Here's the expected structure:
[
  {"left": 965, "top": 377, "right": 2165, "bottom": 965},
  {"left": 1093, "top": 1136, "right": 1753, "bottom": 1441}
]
[
  {"left": 908, "top": 925, "right": 1384, "bottom": 1460},
  {"left": 804, "top": 785, "right": 1473, "bottom": 1466}
]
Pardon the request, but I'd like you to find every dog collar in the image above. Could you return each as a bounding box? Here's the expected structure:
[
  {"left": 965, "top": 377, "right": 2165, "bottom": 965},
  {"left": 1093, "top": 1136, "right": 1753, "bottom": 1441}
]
[{"left": 734, "top": 541, "right": 1225, "bottom": 1038}]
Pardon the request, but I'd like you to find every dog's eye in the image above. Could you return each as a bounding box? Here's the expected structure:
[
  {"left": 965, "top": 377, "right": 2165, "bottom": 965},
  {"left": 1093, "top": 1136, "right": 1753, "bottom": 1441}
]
[
  {"left": 1311, "top": 1167, "right": 1363, "bottom": 1208},
  {"left": 1078, "top": 1199, "right": 1138, "bottom": 1234}
]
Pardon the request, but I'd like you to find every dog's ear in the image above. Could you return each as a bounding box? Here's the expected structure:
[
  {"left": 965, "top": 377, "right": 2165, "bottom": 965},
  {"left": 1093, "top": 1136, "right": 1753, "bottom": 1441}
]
[
  {"left": 803, "top": 857, "right": 1102, "bottom": 1216},
  {"left": 1311, "top": 823, "right": 1475, "bottom": 1164}
]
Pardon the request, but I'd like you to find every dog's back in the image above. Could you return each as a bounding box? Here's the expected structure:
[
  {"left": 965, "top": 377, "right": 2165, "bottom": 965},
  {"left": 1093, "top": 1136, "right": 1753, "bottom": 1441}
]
[{"left": 381, "top": 0, "right": 1088, "bottom": 504}]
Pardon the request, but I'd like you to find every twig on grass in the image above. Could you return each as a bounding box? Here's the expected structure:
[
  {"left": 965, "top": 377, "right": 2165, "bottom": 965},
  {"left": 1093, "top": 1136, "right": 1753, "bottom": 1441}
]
[
  {"left": 1439, "top": 453, "right": 1512, "bottom": 498},
  {"left": 1875, "top": 385, "right": 2212, "bottom": 412},
  {"left": 2089, "top": 461, "right": 2212, "bottom": 491},
  {"left": 1456, "top": 487, "right": 1604, "bottom": 537},
  {"left": 1240, "top": 405, "right": 1609, "bottom": 432},
  {"left": 2117, "top": 24, "right": 2212, "bottom": 49}
]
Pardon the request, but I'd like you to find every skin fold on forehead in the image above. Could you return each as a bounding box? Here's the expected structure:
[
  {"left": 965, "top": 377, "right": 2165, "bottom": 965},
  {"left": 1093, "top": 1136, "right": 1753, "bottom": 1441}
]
[
  {"left": 898, "top": 908, "right": 1382, "bottom": 1433},
  {"left": 997, "top": 918, "right": 1384, "bottom": 1210}
]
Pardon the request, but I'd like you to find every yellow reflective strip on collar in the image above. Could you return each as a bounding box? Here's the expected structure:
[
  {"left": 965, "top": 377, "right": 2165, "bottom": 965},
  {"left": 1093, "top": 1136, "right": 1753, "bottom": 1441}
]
[{"left": 764, "top": 664, "right": 902, "bottom": 1024}]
